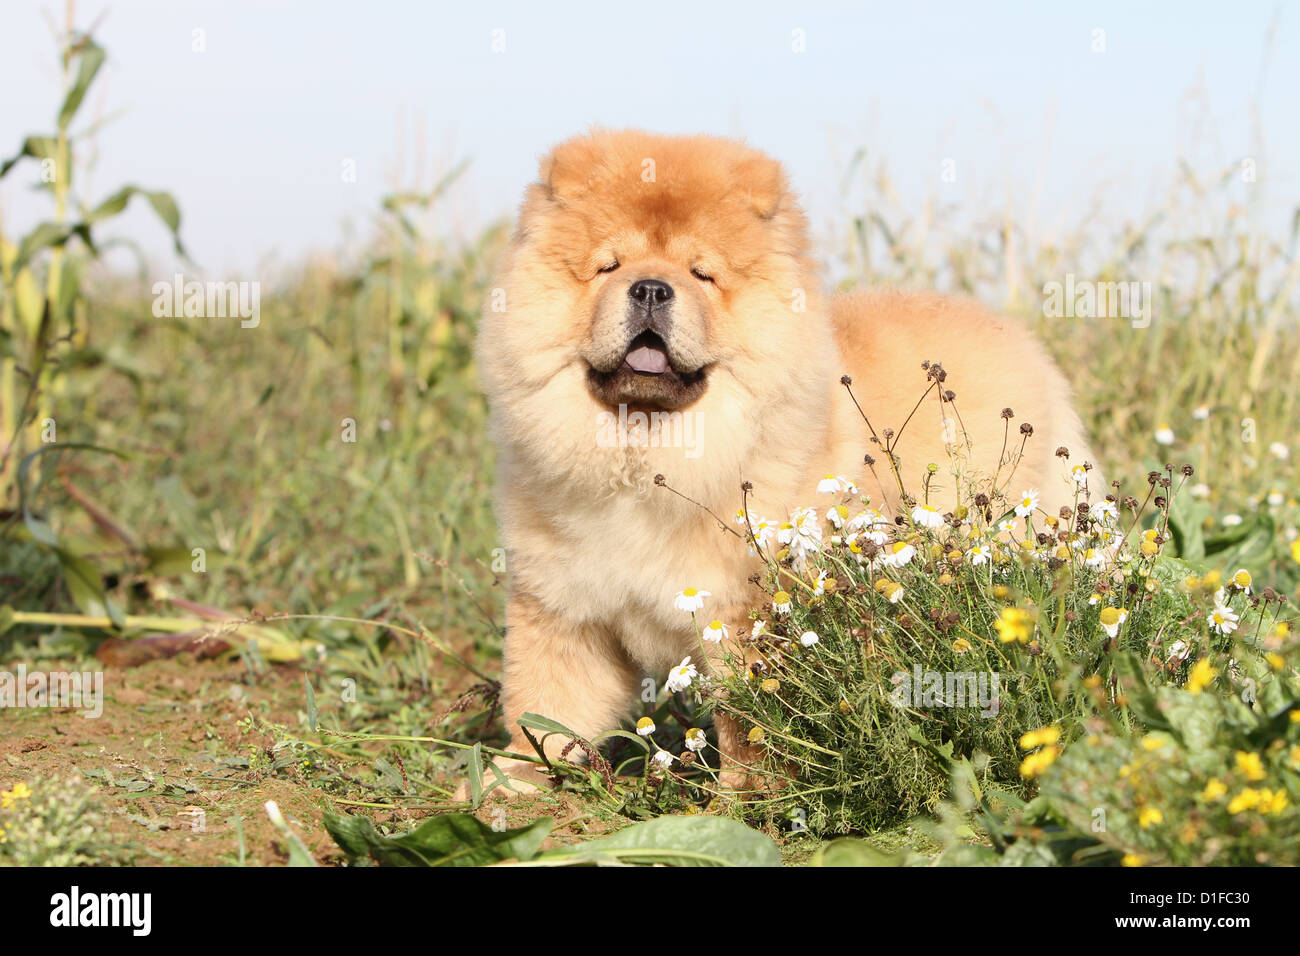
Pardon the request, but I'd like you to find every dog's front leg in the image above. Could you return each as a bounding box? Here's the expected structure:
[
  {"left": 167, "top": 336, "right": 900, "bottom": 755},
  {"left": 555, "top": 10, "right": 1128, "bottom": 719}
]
[{"left": 468, "top": 590, "right": 642, "bottom": 797}]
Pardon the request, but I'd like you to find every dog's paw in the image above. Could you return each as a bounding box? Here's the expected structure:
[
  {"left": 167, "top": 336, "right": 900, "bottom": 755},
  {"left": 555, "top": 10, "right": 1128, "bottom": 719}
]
[{"left": 453, "top": 757, "right": 554, "bottom": 802}]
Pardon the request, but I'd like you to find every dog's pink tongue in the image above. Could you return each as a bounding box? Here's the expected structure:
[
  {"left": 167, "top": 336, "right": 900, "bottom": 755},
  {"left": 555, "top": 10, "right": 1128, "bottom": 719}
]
[{"left": 625, "top": 345, "right": 668, "bottom": 374}]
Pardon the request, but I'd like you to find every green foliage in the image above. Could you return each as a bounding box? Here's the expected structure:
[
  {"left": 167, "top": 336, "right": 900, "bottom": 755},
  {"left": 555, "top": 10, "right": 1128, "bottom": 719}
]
[
  {"left": 324, "top": 810, "right": 780, "bottom": 867},
  {"left": 0, "top": 776, "right": 128, "bottom": 866}
]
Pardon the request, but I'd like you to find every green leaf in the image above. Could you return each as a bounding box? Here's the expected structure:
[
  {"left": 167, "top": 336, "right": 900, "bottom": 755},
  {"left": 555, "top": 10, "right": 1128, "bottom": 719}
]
[
  {"left": 0, "top": 136, "right": 61, "bottom": 180},
  {"left": 810, "top": 838, "right": 904, "bottom": 867},
  {"left": 58, "top": 38, "right": 106, "bottom": 128},
  {"left": 86, "top": 185, "right": 186, "bottom": 255},
  {"left": 53, "top": 547, "right": 125, "bottom": 629},
  {"left": 592, "top": 728, "right": 651, "bottom": 753},
  {"left": 13, "top": 221, "right": 93, "bottom": 274},
  {"left": 1166, "top": 495, "right": 1209, "bottom": 560},
  {"left": 323, "top": 812, "right": 553, "bottom": 867},
  {"left": 539, "top": 815, "right": 781, "bottom": 867},
  {"left": 467, "top": 741, "right": 484, "bottom": 808},
  {"left": 1112, "top": 651, "right": 1172, "bottom": 732},
  {"left": 304, "top": 677, "right": 318, "bottom": 733}
]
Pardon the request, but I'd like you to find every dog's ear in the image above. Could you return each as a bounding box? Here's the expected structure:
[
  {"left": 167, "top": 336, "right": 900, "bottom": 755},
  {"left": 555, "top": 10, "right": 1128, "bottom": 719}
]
[
  {"left": 539, "top": 135, "right": 603, "bottom": 201},
  {"left": 732, "top": 151, "right": 787, "bottom": 220}
]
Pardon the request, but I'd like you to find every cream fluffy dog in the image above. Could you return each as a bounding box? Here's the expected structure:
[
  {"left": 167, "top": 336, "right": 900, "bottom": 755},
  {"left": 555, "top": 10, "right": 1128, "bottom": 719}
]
[{"left": 472, "top": 129, "right": 1102, "bottom": 792}]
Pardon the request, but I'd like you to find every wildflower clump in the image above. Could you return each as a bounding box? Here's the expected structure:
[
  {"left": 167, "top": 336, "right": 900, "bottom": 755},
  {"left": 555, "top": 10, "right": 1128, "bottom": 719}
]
[{"left": 0, "top": 776, "right": 124, "bottom": 866}]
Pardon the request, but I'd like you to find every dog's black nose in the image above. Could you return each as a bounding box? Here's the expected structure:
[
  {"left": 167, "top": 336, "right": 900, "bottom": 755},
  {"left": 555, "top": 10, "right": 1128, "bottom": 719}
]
[{"left": 628, "top": 279, "right": 674, "bottom": 307}]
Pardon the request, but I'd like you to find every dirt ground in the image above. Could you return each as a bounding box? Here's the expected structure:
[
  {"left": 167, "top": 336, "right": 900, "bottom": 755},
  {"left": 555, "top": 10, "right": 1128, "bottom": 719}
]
[{"left": 0, "top": 653, "right": 637, "bottom": 866}]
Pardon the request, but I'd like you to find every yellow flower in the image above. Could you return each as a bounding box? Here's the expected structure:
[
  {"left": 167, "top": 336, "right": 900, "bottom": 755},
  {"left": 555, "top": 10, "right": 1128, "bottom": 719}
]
[
  {"left": 1138, "top": 806, "right": 1164, "bottom": 828},
  {"left": 1121, "top": 853, "right": 1145, "bottom": 867},
  {"left": 0, "top": 781, "right": 32, "bottom": 810},
  {"left": 1140, "top": 539, "right": 1159, "bottom": 557},
  {"left": 1140, "top": 734, "right": 1168, "bottom": 752},
  {"left": 1202, "top": 570, "right": 1222, "bottom": 590},
  {"left": 991, "top": 584, "right": 1010, "bottom": 599},
  {"left": 746, "top": 726, "right": 766, "bottom": 745},
  {"left": 1228, "top": 789, "right": 1260, "bottom": 814},
  {"left": 1289, "top": 745, "right": 1300, "bottom": 769},
  {"left": 1019, "top": 725, "right": 1062, "bottom": 750},
  {"left": 1186, "top": 657, "right": 1217, "bottom": 695},
  {"left": 1235, "top": 751, "right": 1266, "bottom": 782},
  {"left": 760, "top": 677, "right": 781, "bottom": 694},
  {"left": 838, "top": 699, "right": 852, "bottom": 715},
  {"left": 1291, "top": 539, "right": 1300, "bottom": 564},
  {"left": 995, "top": 607, "right": 1035, "bottom": 644},
  {"left": 1262, "top": 789, "right": 1289, "bottom": 814},
  {"left": 1018, "top": 745, "right": 1060, "bottom": 779},
  {"left": 952, "top": 637, "right": 972, "bottom": 654},
  {"left": 1265, "top": 652, "right": 1285, "bottom": 671},
  {"left": 1201, "top": 778, "right": 1227, "bottom": 801}
]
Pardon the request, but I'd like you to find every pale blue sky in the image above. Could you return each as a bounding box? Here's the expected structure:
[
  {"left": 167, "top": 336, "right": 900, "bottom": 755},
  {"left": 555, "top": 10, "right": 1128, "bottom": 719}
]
[{"left": 1, "top": 0, "right": 1295, "bottom": 278}]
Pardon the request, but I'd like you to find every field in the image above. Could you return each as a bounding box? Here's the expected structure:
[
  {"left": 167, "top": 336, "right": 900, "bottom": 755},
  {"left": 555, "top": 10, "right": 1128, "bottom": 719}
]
[{"left": 2, "top": 31, "right": 1298, "bottom": 867}]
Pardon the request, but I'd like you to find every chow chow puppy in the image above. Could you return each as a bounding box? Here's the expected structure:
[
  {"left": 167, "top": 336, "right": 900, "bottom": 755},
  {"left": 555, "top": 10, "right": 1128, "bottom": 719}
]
[{"left": 471, "top": 129, "right": 1102, "bottom": 793}]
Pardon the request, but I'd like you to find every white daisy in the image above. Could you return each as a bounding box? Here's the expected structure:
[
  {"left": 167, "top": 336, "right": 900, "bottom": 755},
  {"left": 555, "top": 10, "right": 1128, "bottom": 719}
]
[
  {"left": 772, "top": 591, "right": 792, "bottom": 615},
  {"left": 966, "top": 544, "right": 992, "bottom": 566},
  {"left": 1269, "top": 441, "right": 1289, "bottom": 461},
  {"left": 1192, "top": 405, "right": 1210, "bottom": 421},
  {"left": 701, "top": 619, "right": 729, "bottom": 643},
  {"left": 1208, "top": 604, "right": 1239, "bottom": 635},
  {"left": 1014, "top": 489, "right": 1040, "bottom": 518},
  {"left": 880, "top": 540, "right": 916, "bottom": 569},
  {"left": 1099, "top": 606, "right": 1128, "bottom": 638},
  {"left": 799, "top": 630, "right": 819, "bottom": 647},
  {"left": 665, "top": 657, "right": 698, "bottom": 693},
  {"left": 1090, "top": 500, "right": 1119, "bottom": 523},
  {"left": 911, "top": 504, "right": 945, "bottom": 529},
  {"left": 1154, "top": 425, "right": 1175, "bottom": 446},
  {"left": 1222, "top": 514, "right": 1243, "bottom": 527},
  {"left": 635, "top": 716, "right": 656, "bottom": 737},
  {"left": 673, "top": 588, "right": 710, "bottom": 613},
  {"left": 684, "top": 728, "right": 707, "bottom": 752},
  {"left": 817, "top": 474, "right": 858, "bottom": 494},
  {"left": 651, "top": 750, "right": 676, "bottom": 768}
]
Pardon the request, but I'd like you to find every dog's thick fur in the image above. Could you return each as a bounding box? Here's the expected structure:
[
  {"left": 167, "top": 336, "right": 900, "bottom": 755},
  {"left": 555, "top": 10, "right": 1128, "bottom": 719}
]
[{"left": 474, "top": 130, "right": 1102, "bottom": 791}]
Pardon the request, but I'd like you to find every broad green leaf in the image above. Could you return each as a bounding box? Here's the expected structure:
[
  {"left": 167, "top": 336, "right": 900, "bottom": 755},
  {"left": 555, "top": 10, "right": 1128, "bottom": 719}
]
[
  {"left": 323, "top": 812, "right": 552, "bottom": 867},
  {"left": 540, "top": 815, "right": 781, "bottom": 867},
  {"left": 810, "top": 838, "right": 903, "bottom": 867}
]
